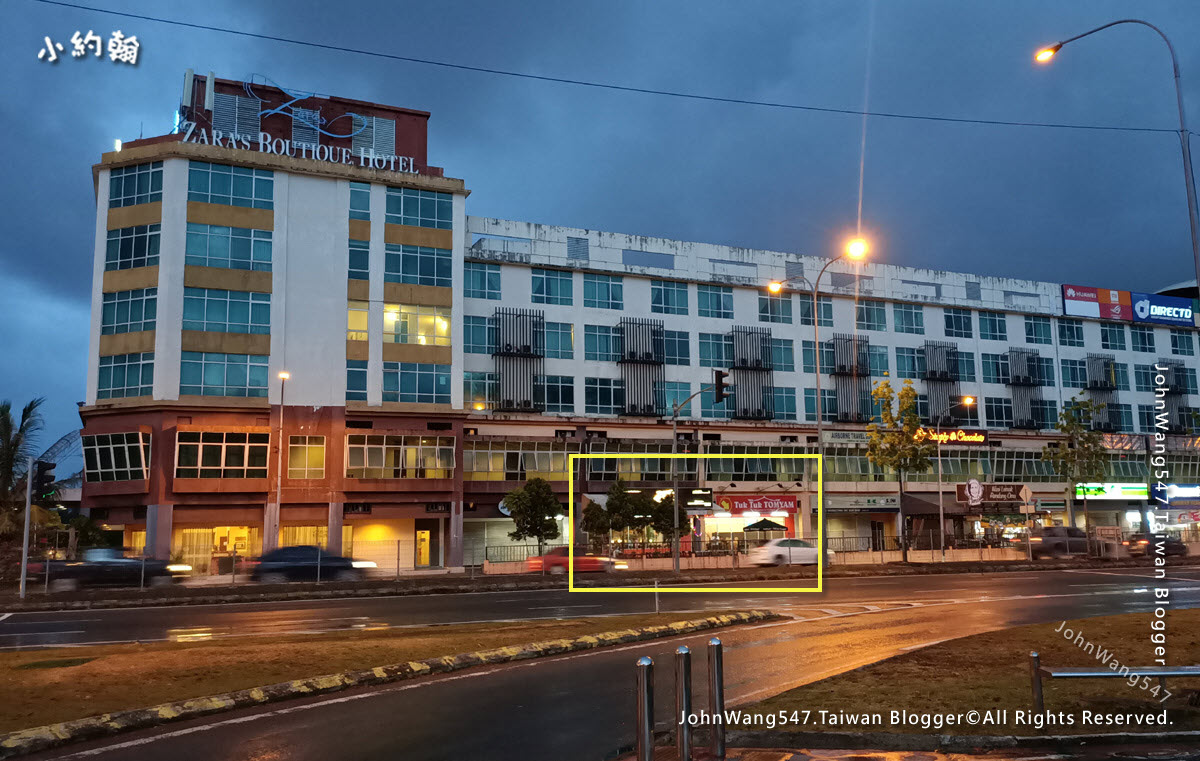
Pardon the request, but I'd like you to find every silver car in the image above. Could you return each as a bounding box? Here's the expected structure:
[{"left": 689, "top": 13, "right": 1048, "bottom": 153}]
[{"left": 748, "top": 538, "right": 834, "bottom": 566}]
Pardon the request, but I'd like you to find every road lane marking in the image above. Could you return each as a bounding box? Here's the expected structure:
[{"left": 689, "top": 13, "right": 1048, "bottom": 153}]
[
  {"left": 0, "top": 613, "right": 11, "bottom": 623},
  {"left": 526, "top": 605, "right": 602, "bottom": 610},
  {"left": 0, "top": 630, "right": 85, "bottom": 637},
  {"left": 901, "top": 638, "right": 948, "bottom": 650}
]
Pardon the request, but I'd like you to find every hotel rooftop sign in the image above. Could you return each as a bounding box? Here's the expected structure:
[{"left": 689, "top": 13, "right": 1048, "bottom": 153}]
[{"left": 179, "top": 122, "right": 419, "bottom": 173}]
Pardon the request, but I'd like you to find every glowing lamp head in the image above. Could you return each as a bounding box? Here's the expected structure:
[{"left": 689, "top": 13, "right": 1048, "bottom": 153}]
[
  {"left": 1035, "top": 44, "right": 1061, "bottom": 63},
  {"left": 767, "top": 281, "right": 784, "bottom": 294},
  {"left": 962, "top": 395, "right": 976, "bottom": 407},
  {"left": 844, "top": 236, "right": 869, "bottom": 260},
  {"left": 278, "top": 371, "right": 291, "bottom": 381}
]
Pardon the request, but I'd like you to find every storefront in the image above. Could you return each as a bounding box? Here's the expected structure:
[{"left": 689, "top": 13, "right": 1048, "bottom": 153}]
[{"left": 696, "top": 494, "right": 800, "bottom": 545}]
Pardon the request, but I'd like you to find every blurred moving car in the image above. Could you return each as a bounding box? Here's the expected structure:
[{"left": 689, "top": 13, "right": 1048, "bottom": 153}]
[
  {"left": 34, "top": 548, "right": 190, "bottom": 592},
  {"left": 1122, "top": 533, "right": 1188, "bottom": 557},
  {"left": 748, "top": 538, "right": 834, "bottom": 566},
  {"left": 1019, "top": 526, "right": 1089, "bottom": 558},
  {"left": 526, "top": 546, "right": 621, "bottom": 574},
  {"left": 248, "top": 545, "right": 376, "bottom": 583}
]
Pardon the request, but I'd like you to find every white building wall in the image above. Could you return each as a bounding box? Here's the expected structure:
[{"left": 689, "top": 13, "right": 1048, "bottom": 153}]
[
  {"left": 152, "top": 159, "right": 189, "bottom": 401},
  {"left": 85, "top": 169, "right": 111, "bottom": 407}
]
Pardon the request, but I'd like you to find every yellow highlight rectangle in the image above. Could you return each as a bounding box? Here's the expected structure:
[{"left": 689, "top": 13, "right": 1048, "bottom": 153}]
[{"left": 567, "top": 453, "right": 823, "bottom": 593}]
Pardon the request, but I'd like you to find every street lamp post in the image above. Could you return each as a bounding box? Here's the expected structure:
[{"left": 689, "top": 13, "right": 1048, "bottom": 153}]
[
  {"left": 769, "top": 237, "right": 869, "bottom": 556},
  {"left": 933, "top": 396, "right": 975, "bottom": 561},
  {"left": 275, "top": 370, "right": 290, "bottom": 551},
  {"left": 670, "top": 382, "right": 717, "bottom": 573},
  {"left": 1036, "top": 20, "right": 1200, "bottom": 292}
]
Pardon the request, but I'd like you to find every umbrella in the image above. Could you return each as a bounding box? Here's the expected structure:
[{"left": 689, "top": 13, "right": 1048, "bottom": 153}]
[{"left": 743, "top": 518, "right": 787, "bottom": 531}]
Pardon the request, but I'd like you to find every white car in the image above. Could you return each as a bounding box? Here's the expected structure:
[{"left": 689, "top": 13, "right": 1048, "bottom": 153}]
[{"left": 748, "top": 538, "right": 835, "bottom": 567}]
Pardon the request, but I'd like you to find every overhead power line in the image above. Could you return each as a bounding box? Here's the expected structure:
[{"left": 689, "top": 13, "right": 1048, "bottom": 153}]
[{"left": 32, "top": 0, "right": 1186, "bottom": 136}]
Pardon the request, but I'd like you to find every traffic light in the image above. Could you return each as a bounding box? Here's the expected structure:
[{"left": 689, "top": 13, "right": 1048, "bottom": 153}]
[
  {"left": 32, "top": 460, "right": 55, "bottom": 502},
  {"left": 712, "top": 370, "right": 729, "bottom": 403}
]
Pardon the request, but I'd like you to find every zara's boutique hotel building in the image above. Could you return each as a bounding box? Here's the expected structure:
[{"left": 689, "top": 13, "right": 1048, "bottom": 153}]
[{"left": 80, "top": 72, "right": 1200, "bottom": 573}]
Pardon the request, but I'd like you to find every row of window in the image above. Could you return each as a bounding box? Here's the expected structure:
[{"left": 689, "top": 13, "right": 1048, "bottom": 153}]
[
  {"left": 346, "top": 360, "right": 451, "bottom": 404},
  {"left": 347, "top": 302, "right": 452, "bottom": 345}
]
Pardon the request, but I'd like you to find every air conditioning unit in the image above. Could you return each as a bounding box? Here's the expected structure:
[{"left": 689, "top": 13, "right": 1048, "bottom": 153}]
[
  {"left": 642, "top": 404, "right": 655, "bottom": 413},
  {"left": 626, "top": 351, "right": 638, "bottom": 360},
  {"left": 501, "top": 399, "right": 515, "bottom": 408},
  {"left": 1014, "top": 418, "right": 1036, "bottom": 429},
  {"left": 753, "top": 358, "right": 763, "bottom": 368},
  {"left": 522, "top": 344, "right": 531, "bottom": 353},
  {"left": 520, "top": 400, "right": 533, "bottom": 409},
  {"left": 642, "top": 351, "right": 653, "bottom": 359},
  {"left": 754, "top": 408, "right": 764, "bottom": 417},
  {"left": 504, "top": 343, "right": 514, "bottom": 353},
  {"left": 1011, "top": 374, "right": 1032, "bottom": 385}
]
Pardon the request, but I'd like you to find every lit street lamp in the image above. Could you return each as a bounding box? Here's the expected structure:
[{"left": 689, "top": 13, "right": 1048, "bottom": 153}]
[
  {"left": 933, "top": 395, "right": 975, "bottom": 561},
  {"left": 1035, "top": 19, "right": 1200, "bottom": 295},
  {"left": 768, "top": 236, "right": 869, "bottom": 555},
  {"left": 275, "top": 370, "right": 290, "bottom": 550}
]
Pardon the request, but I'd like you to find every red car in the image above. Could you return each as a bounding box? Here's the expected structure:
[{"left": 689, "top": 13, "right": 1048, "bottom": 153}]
[{"left": 526, "top": 547, "right": 619, "bottom": 574}]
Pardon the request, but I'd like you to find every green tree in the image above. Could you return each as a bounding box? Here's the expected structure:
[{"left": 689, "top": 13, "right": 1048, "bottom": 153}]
[
  {"left": 504, "top": 477, "right": 562, "bottom": 553},
  {"left": 1042, "top": 396, "right": 1108, "bottom": 534},
  {"left": 0, "top": 398, "right": 45, "bottom": 537},
  {"left": 580, "top": 499, "right": 611, "bottom": 551},
  {"left": 647, "top": 493, "right": 690, "bottom": 541},
  {"left": 602, "top": 479, "right": 653, "bottom": 535},
  {"left": 866, "top": 380, "right": 935, "bottom": 562}
]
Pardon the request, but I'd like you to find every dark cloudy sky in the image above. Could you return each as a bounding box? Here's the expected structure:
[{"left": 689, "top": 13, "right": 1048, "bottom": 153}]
[{"left": 4, "top": 0, "right": 1200, "bottom": 447}]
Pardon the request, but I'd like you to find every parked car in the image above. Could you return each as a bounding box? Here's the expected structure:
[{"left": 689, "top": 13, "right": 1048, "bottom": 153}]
[
  {"left": 1122, "top": 533, "right": 1188, "bottom": 557},
  {"left": 1021, "top": 527, "right": 1090, "bottom": 559},
  {"left": 748, "top": 538, "right": 835, "bottom": 567},
  {"left": 32, "top": 548, "right": 190, "bottom": 592},
  {"left": 526, "top": 547, "right": 620, "bottom": 574},
  {"left": 248, "top": 546, "right": 375, "bottom": 583}
]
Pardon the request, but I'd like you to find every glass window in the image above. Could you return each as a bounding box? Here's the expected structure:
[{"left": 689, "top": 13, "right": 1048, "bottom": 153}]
[
  {"left": 463, "top": 371, "right": 497, "bottom": 411},
  {"left": 1100, "top": 323, "right": 1126, "bottom": 351},
  {"left": 347, "top": 359, "right": 367, "bottom": 401},
  {"left": 943, "top": 307, "right": 972, "bottom": 338},
  {"left": 101, "top": 288, "right": 157, "bottom": 334},
  {"left": 384, "top": 304, "right": 451, "bottom": 346},
  {"left": 979, "top": 312, "right": 1007, "bottom": 341},
  {"left": 383, "top": 362, "right": 451, "bottom": 404},
  {"left": 984, "top": 397, "right": 1013, "bottom": 428},
  {"left": 803, "top": 388, "right": 838, "bottom": 422},
  {"left": 82, "top": 431, "right": 151, "bottom": 482},
  {"left": 656, "top": 381, "right": 692, "bottom": 417},
  {"left": 188, "top": 162, "right": 273, "bottom": 209},
  {"left": 895, "top": 347, "right": 926, "bottom": 379},
  {"left": 345, "top": 434, "right": 456, "bottom": 479},
  {"left": 1138, "top": 404, "right": 1156, "bottom": 433},
  {"left": 696, "top": 285, "right": 733, "bottom": 319},
  {"left": 799, "top": 294, "right": 833, "bottom": 327},
  {"left": 462, "top": 261, "right": 500, "bottom": 298},
  {"left": 1112, "top": 362, "right": 1130, "bottom": 391},
  {"left": 183, "top": 288, "right": 270, "bottom": 334},
  {"left": 1058, "top": 318, "right": 1084, "bottom": 347},
  {"left": 349, "top": 182, "right": 371, "bottom": 221},
  {"left": 175, "top": 431, "right": 270, "bottom": 479},
  {"left": 758, "top": 293, "right": 792, "bottom": 324},
  {"left": 1134, "top": 364, "right": 1156, "bottom": 392},
  {"left": 584, "top": 325, "right": 622, "bottom": 361},
  {"left": 382, "top": 244, "right": 452, "bottom": 288},
  {"left": 347, "top": 300, "right": 369, "bottom": 341},
  {"left": 772, "top": 387, "right": 797, "bottom": 420},
  {"left": 856, "top": 299, "right": 887, "bottom": 331},
  {"left": 701, "top": 386, "right": 732, "bottom": 419},
  {"left": 1111, "top": 404, "right": 1134, "bottom": 433},
  {"left": 699, "top": 333, "right": 732, "bottom": 368},
  {"left": 801, "top": 340, "right": 835, "bottom": 374},
  {"left": 539, "top": 375, "right": 575, "bottom": 414},
  {"left": 584, "top": 377, "right": 624, "bottom": 415},
  {"left": 982, "top": 353, "right": 1010, "bottom": 384},
  {"left": 772, "top": 338, "right": 795, "bottom": 373},
  {"left": 583, "top": 273, "right": 623, "bottom": 309},
  {"left": 1171, "top": 328, "right": 1196, "bottom": 356},
  {"left": 1180, "top": 367, "right": 1200, "bottom": 395},
  {"left": 384, "top": 187, "right": 452, "bottom": 230},
  {"left": 651, "top": 280, "right": 688, "bottom": 315},
  {"left": 97, "top": 352, "right": 153, "bottom": 399},
  {"left": 1036, "top": 356, "right": 1056, "bottom": 387},
  {"left": 1060, "top": 358, "right": 1088, "bottom": 388},
  {"left": 185, "top": 223, "right": 272, "bottom": 272},
  {"left": 109, "top": 161, "right": 163, "bottom": 207},
  {"left": 288, "top": 436, "right": 325, "bottom": 479},
  {"left": 532, "top": 269, "right": 573, "bottom": 305},
  {"left": 893, "top": 303, "right": 924, "bottom": 335},
  {"left": 464, "top": 316, "right": 492, "bottom": 354},
  {"left": 1131, "top": 325, "right": 1155, "bottom": 353},
  {"left": 105, "top": 224, "right": 161, "bottom": 271},
  {"left": 664, "top": 330, "right": 690, "bottom": 366},
  {"left": 1032, "top": 400, "right": 1058, "bottom": 429},
  {"left": 867, "top": 345, "right": 889, "bottom": 377},
  {"left": 957, "top": 351, "right": 976, "bottom": 382},
  {"left": 545, "top": 321, "right": 574, "bottom": 359},
  {"left": 1025, "top": 316, "right": 1052, "bottom": 345},
  {"left": 348, "top": 239, "right": 369, "bottom": 281},
  {"left": 179, "top": 352, "right": 268, "bottom": 397}
]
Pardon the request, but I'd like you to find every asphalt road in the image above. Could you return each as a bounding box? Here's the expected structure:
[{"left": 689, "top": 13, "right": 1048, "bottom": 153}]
[{"left": 17, "top": 566, "right": 1200, "bottom": 761}]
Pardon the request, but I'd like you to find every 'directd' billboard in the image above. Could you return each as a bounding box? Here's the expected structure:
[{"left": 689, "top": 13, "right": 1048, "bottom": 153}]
[{"left": 1130, "top": 292, "right": 1195, "bottom": 327}]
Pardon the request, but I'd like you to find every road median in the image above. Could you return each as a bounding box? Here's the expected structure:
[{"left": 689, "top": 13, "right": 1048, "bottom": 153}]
[{"left": 0, "top": 609, "right": 777, "bottom": 759}]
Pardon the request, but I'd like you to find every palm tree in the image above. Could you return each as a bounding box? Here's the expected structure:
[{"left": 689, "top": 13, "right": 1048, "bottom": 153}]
[{"left": 0, "top": 398, "right": 45, "bottom": 536}]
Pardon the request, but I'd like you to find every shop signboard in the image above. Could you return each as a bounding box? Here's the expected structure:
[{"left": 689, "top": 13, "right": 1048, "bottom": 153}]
[
  {"left": 425, "top": 502, "right": 451, "bottom": 513},
  {"left": 913, "top": 427, "right": 989, "bottom": 445},
  {"left": 1062, "top": 284, "right": 1131, "bottom": 321},
  {"left": 1151, "top": 483, "right": 1200, "bottom": 506},
  {"left": 344, "top": 503, "right": 371, "bottom": 514},
  {"left": 821, "top": 430, "right": 871, "bottom": 445},
  {"left": 824, "top": 495, "right": 900, "bottom": 513},
  {"left": 713, "top": 494, "right": 797, "bottom": 514},
  {"left": 955, "top": 480, "right": 1028, "bottom": 505},
  {"left": 1074, "top": 483, "right": 1149, "bottom": 500},
  {"left": 1130, "top": 292, "right": 1195, "bottom": 326}
]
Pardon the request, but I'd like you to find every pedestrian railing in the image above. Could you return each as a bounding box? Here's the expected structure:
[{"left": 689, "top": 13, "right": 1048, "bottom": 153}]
[
  {"left": 1028, "top": 651, "right": 1200, "bottom": 712},
  {"left": 634, "top": 637, "right": 726, "bottom": 761}
]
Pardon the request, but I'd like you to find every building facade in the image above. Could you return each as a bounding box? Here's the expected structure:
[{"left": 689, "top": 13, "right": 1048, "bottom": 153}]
[{"left": 80, "top": 73, "right": 1200, "bottom": 571}]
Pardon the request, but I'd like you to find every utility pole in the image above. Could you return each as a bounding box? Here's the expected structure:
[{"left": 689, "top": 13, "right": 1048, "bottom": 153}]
[{"left": 19, "top": 457, "right": 33, "bottom": 599}]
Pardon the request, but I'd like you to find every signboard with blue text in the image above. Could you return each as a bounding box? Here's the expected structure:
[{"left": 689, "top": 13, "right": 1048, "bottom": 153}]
[{"left": 1130, "top": 292, "right": 1195, "bottom": 326}]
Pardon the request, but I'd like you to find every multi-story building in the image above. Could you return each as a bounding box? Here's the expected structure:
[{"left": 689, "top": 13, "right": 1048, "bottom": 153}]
[{"left": 80, "top": 72, "right": 1200, "bottom": 572}]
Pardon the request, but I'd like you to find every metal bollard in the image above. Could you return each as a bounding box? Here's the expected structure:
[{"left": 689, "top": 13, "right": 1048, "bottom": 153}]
[
  {"left": 655, "top": 579, "right": 660, "bottom": 614},
  {"left": 635, "top": 656, "right": 655, "bottom": 761},
  {"left": 675, "top": 646, "right": 692, "bottom": 761},
  {"left": 1030, "top": 651, "right": 1044, "bottom": 713},
  {"left": 316, "top": 546, "right": 322, "bottom": 584},
  {"left": 708, "top": 637, "right": 726, "bottom": 759},
  {"left": 140, "top": 555, "right": 146, "bottom": 590}
]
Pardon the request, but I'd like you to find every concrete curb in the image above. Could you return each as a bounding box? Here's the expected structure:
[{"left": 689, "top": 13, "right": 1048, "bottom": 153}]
[
  {"left": 726, "top": 728, "right": 1200, "bottom": 751},
  {"left": 0, "top": 610, "right": 777, "bottom": 759},
  {"left": 6, "top": 557, "right": 1194, "bottom": 613}
]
